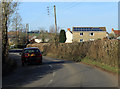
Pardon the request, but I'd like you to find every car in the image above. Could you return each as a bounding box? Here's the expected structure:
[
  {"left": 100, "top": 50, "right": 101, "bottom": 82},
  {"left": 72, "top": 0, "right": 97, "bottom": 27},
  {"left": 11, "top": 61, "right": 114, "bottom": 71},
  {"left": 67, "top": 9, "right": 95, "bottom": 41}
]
[{"left": 21, "top": 47, "right": 42, "bottom": 66}]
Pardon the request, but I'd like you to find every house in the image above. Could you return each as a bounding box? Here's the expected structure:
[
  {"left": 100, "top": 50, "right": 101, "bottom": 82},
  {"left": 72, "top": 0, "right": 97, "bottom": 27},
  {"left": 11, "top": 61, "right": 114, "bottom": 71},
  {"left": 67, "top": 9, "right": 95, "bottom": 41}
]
[
  {"left": 106, "top": 32, "right": 109, "bottom": 37},
  {"left": 8, "top": 37, "right": 15, "bottom": 45},
  {"left": 8, "top": 31, "right": 16, "bottom": 45},
  {"left": 72, "top": 27, "right": 107, "bottom": 42},
  {"left": 65, "top": 28, "right": 73, "bottom": 43},
  {"left": 35, "top": 38, "right": 50, "bottom": 43},
  {"left": 117, "top": 36, "right": 120, "bottom": 40},
  {"left": 44, "top": 38, "right": 50, "bottom": 42},
  {"left": 29, "top": 36, "right": 37, "bottom": 42},
  {"left": 35, "top": 39, "right": 42, "bottom": 43},
  {"left": 111, "top": 28, "right": 120, "bottom": 36}
]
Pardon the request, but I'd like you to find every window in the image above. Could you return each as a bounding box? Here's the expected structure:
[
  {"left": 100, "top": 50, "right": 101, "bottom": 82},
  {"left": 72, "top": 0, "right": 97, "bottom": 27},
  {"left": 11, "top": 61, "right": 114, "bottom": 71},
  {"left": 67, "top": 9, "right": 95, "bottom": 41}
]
[
  {"left": 80, "top": 33, "right": 83, "bottom": 36},
  {"left": 90, "top": 32, "right": 94, "bottom": 36},
  {"left": 24, "top": 49, "right": 40, "bottom": 53},
  {"left": 90, "top": 39, "right": 94, "bottom": 41},
  {"left": 80, "top": 39, "right": 83, "bottom": 42}
]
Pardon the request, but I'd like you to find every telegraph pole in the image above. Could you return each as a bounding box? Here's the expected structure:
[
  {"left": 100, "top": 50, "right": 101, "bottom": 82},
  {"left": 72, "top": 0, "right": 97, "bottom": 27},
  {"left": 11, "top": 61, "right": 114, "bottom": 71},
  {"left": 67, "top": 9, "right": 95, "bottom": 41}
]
[
  {"left": 26, "top": 24, "right": 29, "bottom": 44},
  {"left": 54, "top": 5, "right": 57, "bottom": 35},
  {"left": 54, "top": 5, "right": 58, "bottom": 42}
]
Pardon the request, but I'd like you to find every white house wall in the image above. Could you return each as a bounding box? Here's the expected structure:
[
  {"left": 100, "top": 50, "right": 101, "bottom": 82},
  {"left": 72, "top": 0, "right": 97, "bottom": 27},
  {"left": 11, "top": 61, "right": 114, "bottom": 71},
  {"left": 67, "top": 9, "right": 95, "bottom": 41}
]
[{"left": 65, "top": 31, "right": 73, "bottom": 43}]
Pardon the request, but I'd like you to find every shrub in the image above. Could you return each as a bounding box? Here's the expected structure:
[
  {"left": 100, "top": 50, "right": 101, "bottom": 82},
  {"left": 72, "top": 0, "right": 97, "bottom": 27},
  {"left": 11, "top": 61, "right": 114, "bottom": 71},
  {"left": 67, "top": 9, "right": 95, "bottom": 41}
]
[
  {"left": 97, "top": 38, "right": 101, "bottom": 40},
  {"left": 59, "top": 29, "right": 66, "bottom": 43}
]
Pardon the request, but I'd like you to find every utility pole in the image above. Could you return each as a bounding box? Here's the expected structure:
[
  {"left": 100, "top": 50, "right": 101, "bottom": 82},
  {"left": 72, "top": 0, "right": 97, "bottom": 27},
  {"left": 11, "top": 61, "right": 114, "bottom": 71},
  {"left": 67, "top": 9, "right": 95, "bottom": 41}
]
[
  {"left": 54, "top": 5, "right": 57, "bottom": 35},
  {"left": 26, "top": 24, "right": 29, "bottom": 44},
  {"left": 54, "top": 5, "right": 57, "bottom": 42}
]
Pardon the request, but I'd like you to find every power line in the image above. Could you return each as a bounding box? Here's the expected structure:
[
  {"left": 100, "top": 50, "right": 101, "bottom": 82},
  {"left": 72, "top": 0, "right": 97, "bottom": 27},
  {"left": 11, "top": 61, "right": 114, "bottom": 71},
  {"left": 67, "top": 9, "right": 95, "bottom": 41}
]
[{"left": 59, "top": 2, "right": 81, "bottom": 10}]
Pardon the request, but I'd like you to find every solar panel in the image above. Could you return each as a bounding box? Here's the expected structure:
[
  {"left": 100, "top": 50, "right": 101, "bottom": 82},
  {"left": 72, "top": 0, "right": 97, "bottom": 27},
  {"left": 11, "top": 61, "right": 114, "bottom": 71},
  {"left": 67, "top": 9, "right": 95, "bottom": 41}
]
[{"left": 73, "top": 27, "right": 104, "bottom": 31}]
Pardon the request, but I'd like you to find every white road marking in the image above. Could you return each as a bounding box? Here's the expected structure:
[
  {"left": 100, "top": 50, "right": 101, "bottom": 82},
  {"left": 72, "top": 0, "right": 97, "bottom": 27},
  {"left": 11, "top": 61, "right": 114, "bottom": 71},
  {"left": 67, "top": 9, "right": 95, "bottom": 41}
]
[
  {"left": 45, "top": 65, "right": 56, "bottom": 87},
  {"left": 46, "top": 79, "right": 53, "bottom": 87},
  {"left": 49, "top": 80, "right": 53, "bottom": 83},
  {"left": 53, "top": 72, "right": 56, "bottom": 77},
  {"left": 49, "top": 65, "right": 56, "bottom": 77}
]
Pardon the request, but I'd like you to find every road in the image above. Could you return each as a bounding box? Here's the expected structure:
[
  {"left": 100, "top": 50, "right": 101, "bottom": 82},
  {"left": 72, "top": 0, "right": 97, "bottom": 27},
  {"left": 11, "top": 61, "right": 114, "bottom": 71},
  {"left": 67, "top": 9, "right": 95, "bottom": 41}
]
[{"left": 3, "top": 51, "right": 118, "bottom": 87}]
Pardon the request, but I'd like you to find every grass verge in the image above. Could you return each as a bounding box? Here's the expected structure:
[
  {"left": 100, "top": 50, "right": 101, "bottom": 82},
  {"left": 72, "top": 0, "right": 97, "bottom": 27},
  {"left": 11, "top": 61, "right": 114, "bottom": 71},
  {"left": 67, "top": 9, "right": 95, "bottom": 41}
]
[{"left": 81, "top": 57, "right": 119, "bottom": 75}]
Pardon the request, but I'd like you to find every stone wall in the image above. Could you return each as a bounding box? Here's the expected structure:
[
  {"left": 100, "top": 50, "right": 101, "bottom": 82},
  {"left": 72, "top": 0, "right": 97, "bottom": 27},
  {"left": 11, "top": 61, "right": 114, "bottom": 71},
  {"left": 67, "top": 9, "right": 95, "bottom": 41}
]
[{"left": 27, "top": 39, "right": 119, "bottom": 67}]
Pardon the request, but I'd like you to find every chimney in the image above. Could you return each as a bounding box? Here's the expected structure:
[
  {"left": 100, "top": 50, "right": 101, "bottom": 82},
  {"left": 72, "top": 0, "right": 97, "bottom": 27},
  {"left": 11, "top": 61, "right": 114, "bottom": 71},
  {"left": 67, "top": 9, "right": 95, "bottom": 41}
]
[
  {"left": 112, "top": 28, "right": 114, "bottom": 31},
  {"left": 67, "top": 28, "right": 71, "bottom": 31}
]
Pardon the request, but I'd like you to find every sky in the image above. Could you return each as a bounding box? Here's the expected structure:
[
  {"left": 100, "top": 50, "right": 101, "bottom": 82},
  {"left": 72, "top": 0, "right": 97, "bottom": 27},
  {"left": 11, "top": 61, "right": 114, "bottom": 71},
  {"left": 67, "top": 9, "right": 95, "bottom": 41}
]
[{"left": 18, "top": 2, "right": 118, "bottom": 33}]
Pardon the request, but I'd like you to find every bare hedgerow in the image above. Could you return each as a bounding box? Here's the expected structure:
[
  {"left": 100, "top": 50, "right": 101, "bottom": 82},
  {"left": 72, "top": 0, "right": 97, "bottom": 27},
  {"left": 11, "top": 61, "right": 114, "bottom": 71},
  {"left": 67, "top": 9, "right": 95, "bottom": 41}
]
[{"left": 27, "top": 40, "right": 118, "bottom": 67}]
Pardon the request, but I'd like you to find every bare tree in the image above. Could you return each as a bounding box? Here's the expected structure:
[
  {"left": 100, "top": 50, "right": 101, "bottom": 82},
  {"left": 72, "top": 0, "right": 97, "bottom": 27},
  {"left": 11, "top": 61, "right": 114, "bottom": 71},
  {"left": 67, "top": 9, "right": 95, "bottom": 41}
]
[
  {"left": 49, "top": 25, "right": 60, "bottom": 33},
  {"left": 49, "top": 25, "right": 60, "bottom": 42},
  {"left": 39, "top": 27, "right": 46, "bottom": 33},
  {"left": 57, "top": 26, "right": 60, "bottom": 33},
  {"left": 2, "top": 1, "right": 18, "bottom": 62},
  {"left": 38, "top": 27, "right": 49, "bottom": 42},
  {"left": 18, "top": 24, "right": 27, "bottom": 46},
  {"left": 11, "top": 11, "right": 22, "bottom": 45},
  {"left": 49, "top": 25, "right": 55, "bottom": 33}
]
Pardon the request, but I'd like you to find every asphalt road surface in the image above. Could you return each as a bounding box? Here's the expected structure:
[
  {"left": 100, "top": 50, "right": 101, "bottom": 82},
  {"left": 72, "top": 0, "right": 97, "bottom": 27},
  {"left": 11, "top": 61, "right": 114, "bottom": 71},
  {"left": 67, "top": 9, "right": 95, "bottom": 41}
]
[{"left": 3, "top": 51, "right": 118, "bottom": 87}]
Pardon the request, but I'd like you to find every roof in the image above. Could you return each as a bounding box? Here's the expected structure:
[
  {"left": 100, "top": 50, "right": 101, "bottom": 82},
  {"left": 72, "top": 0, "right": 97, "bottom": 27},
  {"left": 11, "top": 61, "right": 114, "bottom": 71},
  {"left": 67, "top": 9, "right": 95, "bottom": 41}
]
[
  {"left": 8, "top": 31, "right": 16, "bottom": 37},
  {"left": 73, "top": 27, "right": 106, "bottom": 32},
  {"left": 67, "top": 30, "right": 73, "bottom": 34},
  {"left": 106, "top": 32, "right": 109, "bottom": 34},
  {"left": 24, "top": 47, "right": 39, "bottom": 50},
  {"left": 113, "top": 30, "right": 120, "bottom": 35},
  {"left": 70, "top": 31, "right": 73, "bottom": 34}
]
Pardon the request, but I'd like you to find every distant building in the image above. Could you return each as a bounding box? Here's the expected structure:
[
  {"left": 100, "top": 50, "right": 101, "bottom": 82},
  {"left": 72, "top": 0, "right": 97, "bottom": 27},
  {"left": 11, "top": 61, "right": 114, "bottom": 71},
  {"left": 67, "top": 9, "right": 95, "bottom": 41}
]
[
  {"left": 44, "top": 38, "right": 50, "bottom": 42},
  {"left": 72, "top": 27, "right": 107, "bottom": 42},
  {"left": 111, "top": 28, "right": 120, "bottom": 36},
  {"left": 35, "top": 39, "right": 42, "bottom": 43},
  {"left": 29, "top": 36, "right": 37, "bottom": 41},
  {"left": 117, "top": 36, "right": 120, "bottom": 40},
  {"left": 34, "top": 38, "right": 50, "bottom": 43},
  {"left": 8, "top": 31, "right": 16, "bottom": 45},
  {"left": 65, "top": 28, "right": 73, "bottom": 43}
]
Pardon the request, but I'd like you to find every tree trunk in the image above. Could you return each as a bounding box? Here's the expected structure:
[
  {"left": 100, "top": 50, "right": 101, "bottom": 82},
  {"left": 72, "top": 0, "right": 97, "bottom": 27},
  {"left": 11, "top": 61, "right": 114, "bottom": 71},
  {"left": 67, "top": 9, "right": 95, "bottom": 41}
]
[{"left": 2, "top": 2, "right": 8, "bottom": 63}]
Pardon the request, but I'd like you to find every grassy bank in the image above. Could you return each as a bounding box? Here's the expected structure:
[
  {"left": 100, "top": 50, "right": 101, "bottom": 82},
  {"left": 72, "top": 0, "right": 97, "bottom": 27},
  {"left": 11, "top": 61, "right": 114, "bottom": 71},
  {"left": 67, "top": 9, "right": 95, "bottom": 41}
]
[
  {"left": 3, "top": 57, "right": 17, "bottom": 76},
  {"left": 81, "top": 57, "right": 118, "bottom": 74}
]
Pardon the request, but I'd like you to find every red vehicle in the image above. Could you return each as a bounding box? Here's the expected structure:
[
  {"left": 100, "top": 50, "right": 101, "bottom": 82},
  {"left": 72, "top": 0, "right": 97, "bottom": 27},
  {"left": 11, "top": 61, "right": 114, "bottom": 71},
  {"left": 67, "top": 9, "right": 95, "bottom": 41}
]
[{"left": 21, "top": 47, "right": 42, "bottom": 66}]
